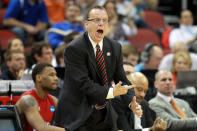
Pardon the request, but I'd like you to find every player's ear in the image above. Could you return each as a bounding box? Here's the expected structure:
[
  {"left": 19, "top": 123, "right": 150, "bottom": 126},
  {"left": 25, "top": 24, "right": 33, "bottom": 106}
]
[{"left": 36, "top": 74, "right": 42, "bottom": 83}]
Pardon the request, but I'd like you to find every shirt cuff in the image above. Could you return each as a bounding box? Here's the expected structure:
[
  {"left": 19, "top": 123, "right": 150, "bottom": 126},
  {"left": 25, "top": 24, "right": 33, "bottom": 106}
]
[
  {"left": 142, "top": 128, "right": 150, "bottom": 131},
  {"left": 106, "top": 87, "right": 114, "bottom": 99}
]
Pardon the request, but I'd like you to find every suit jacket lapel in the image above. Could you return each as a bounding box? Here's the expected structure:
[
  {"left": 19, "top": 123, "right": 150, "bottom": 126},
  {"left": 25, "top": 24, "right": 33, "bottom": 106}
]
[
  {"left": 156, "top": 95, "right": 182, "bottom": 119},
  {"left": 141, "top": 112, "right": 146, "bottom": 127},
  {"left": 103, "top": 38, "right": 112, "bottom": 76},
  {"left": 84, "top": 32, "right": 101, "bottom": 78},
  {"left": 130, "top": 111, "right": 135, "bottom": 128}
]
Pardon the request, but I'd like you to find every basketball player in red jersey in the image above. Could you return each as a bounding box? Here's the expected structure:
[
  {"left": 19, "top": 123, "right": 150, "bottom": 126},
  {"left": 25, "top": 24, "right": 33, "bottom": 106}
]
[{"left": 16, "top": 63, "right": 65, "bottom": 131}]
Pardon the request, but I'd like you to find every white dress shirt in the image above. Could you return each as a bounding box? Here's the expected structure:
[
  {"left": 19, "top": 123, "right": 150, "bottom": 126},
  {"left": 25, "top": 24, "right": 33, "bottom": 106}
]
[
  {"left": 134, "top": 114, "right": 150, "bottom": 131},
  {"left": 157, "top": 92, "right": 172, "bottom": 104}
]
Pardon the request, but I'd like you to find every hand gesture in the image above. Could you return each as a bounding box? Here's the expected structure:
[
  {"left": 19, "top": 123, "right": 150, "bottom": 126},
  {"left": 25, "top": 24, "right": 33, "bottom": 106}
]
[
  {"left": 113, "top": 81, "right": 134, "bottom": 97},
  {"left": 151, "top": 117, "right": 167, "bottom": 131},
  {"left": 130, "top": 96, "right": 143, "bottom": 118}
]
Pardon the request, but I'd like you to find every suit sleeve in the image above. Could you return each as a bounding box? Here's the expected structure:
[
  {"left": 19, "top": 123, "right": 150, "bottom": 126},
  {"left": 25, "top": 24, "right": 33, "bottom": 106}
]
[
  {"left": 149, "top": 101, "right": 197, "bottom": 130},
  {"left": 64, "top": 45, "right": 108, "bottom": 105}
]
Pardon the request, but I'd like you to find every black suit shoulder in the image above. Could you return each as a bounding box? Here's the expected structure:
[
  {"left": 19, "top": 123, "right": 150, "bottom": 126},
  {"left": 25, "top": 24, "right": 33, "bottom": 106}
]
[
  {"left": 66, "top": 33, "right": 87, "bottom": 53},
  {"left": 64, "top": 33, "right": 90, "bottom": 65},
  {"left": 103, "top": 36, "right": 122, "bottom": 53},
  {"left": 103, "top": 36, "right": 121, "bottom": 46}
]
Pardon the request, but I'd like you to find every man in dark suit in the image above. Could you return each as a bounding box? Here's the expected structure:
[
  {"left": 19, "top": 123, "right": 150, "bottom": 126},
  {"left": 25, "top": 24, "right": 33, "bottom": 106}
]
[
  {"left": 54, "top": 6, "right": 141, "bottom": 131},
  {"left": 113, "top": 72, "right": 167, "bottom": 131}
]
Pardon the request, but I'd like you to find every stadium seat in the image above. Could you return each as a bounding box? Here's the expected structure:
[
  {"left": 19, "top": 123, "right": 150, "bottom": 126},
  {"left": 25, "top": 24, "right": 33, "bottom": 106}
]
[
  {"left": 128, "top": 29, "right": 161, "bottom": 52},
  {"left": 0, "top": 96, "right": 10, "bottom": 105},
  {"left": 0, "top": 29, "right": 17, "bottom": 50},
  {"left": 144, "top": 10, "right": 166, "bottom": 31},
  {"left": 0, "top": 96, "right": 20, "bottom": 105}
]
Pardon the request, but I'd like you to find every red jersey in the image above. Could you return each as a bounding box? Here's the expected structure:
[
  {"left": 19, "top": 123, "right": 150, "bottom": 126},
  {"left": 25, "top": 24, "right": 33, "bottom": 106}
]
[{"left": 21, "top": 89, "right": 56, "bottom": 131}]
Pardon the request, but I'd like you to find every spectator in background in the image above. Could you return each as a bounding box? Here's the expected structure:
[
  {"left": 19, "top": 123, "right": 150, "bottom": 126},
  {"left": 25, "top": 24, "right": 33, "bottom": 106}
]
[
  {"left": 134, "top": 43, "right": 163, "bottom": 72},
  {"left": 48, "top": 2, "right": 84, "bottom": 49},
  {"left": 134, "top": 43, "right": 163, "bottom": 99},
  {"left": 149, "top": 70, "right": 197, "bottom": 131},
  {"left": 104, "top": 0, "right": 137, "bottom": 46},
  {"left": 123, "top": 62, "right": 135, "bottom": 80},
  {"left": 1, "top": 37, "right": 25, "bottom": 71},
  {"left": 3, "top": 0, "right": 49, "bottom": 45},
  {"left": 126, "top": 0, "right": 148, "bottom": 28},
  {"left": 115, "top": 0, "right": 148, "bottom": 28},
  {"left": 114, "top": 0, "right": 129, "bottom": 16},
  {"left": 171, "top": 51, "right": 192, "bottom": 86},
  {"left": 44, "top": 0, "right": 66, "bottom": 25},
  {"left": 0, "top": 50, "right": 26, "bottom": 80},
  {"left": 55, "top": 44, "right": 67, "bottom": 68},
  {"left": 169, "top": 10, "right": 197, "bottom": 52},
  {"left": 6, "top": 37, "right": 24, "bottom": 52},
  {"left": 22, "top": 42, "right": 53, "bottom": 76},
  {"left": 159, "top": 42, "right": 197, "bottom": 71},
  {"left": 122, "top": 45, "right": 139, "bottom": 66},
  {"left": 75, "top": 0, "right": 98, "bottom": 17}
]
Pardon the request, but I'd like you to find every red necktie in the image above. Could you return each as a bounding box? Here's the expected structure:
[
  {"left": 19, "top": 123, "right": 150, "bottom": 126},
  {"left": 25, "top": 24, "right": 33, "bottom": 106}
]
[
  {"left": 96, "top": 44, "right": 109, "bottom": 87},
  {"left": 170, "top": 99, "right": 187, "bottom": 119},
  {"left": 95, "top": 44, "right": 108, "bottom": 110}
]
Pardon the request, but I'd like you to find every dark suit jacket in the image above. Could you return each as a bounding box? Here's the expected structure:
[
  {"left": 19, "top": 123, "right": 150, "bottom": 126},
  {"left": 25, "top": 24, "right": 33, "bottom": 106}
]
[
  {"left": 54, "top": 32, "right": 134, "bottom": 131},
  {"left": 112, "top": 98, "right": 156, "bottom": 131}
]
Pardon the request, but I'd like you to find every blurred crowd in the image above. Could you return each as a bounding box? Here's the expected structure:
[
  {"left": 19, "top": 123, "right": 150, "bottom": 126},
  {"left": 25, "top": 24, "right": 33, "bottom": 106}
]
[
  {"left": 1, "top": 0, "right": 197, "bottom": 88},
  {"left": 1, "top": 0, "right": 197, "bottom": 131}
]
